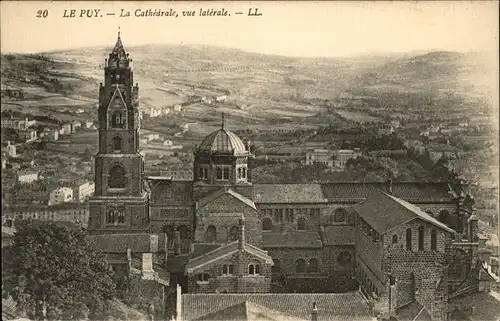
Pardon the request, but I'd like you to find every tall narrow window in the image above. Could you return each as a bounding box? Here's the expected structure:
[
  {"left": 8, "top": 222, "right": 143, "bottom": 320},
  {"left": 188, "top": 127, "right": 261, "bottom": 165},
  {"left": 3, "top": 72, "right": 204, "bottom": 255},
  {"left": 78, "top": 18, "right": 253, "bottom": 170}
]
[
  {"left": 418, "top": 226, "right": 425, "bottom": 251},
  {"left": 295, "top": 259, "right": 306, "bottom": 273},
  {"left": 229, "top": 226, "right": 239, "bottom": 241},
  {"left": 307, "top": 258, "right": 319, "bottom": 273},
  {"left": 392, "top": 235, "right": 398, "bottom": 244},
  {"left": 223, "top": 168, "right": 229, "bottom": 180},
  {"left": 206, "top": 225, "right": 217, "bottom": 242},
  {"left": 297, "top": 217, "right": 306, "bottom": 230},
  {"left": 406, "top": 228, "right": 412, "bottom": 251},
  {"left": 216, "top": 168, "right": 222, "bottom": 180},
  {"left": 262, "top": 218, "right": 273, "bottom": 231},
  {"left": 238, "top": 168, "right": 242, "bottom": 179},
  {"left": 248, "top": 264, "right": 259, "bottom": 275},
  {"left": 112, "top": 136, "right": 122, "bottom": 151},
  {"left": 431, "top": 229, "right": 437, "bottom": 251},
  {"left": 111, "top": 112, "right": 123, "bottom": 128},
  {"left": 108, "top": 165, "right": 126, "bottom": 188}
]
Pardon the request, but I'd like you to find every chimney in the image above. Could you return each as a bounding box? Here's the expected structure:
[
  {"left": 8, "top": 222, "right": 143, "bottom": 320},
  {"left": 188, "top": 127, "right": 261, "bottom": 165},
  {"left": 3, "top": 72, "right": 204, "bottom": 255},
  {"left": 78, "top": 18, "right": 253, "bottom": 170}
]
[
  {"left": 311, "top": 302, "right": 318, "bottom": 321},
  {"left": 175, "top": 231, "right": 181, "bottom": 255},
  {"left": 142, "top": 253, "right": 154, "bottom": 279},
  {"left": 386, "top": 179, "right": 393, "bottom": 194},
  {"left": 468, "top": 215, "right": 479, "bottom": 242},
  {"left": 126, "top": 248, "right": 132, "bottom": 272},
  {"left": 238, "top": 216, "right": 245, "bottom": 249},
  {"left": 164, "top": 233, "right": 168, "bottom": 267}
]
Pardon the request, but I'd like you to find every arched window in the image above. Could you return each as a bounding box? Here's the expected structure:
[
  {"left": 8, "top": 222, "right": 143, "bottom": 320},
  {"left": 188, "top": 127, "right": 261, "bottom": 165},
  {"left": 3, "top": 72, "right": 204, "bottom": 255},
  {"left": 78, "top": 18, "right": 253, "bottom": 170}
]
[
  {"left": 106, "top": 209, "right": 115, "bottom": 223},
  {"left": 337, "top": 251, "right": 352, "bottom": 266},
  {"left": 177, "top": 225, "right": 189, "bottom": 239},
  {"left": 392, "top": 235, "right": 398, "bottom": 244},
  {"left": 108, "top": 165, "right": 126, "bottom": 188},
  {"left": 334, "top": 208, "right": 347, "bottom": 222},
  {"left": 206, "top": 225, "right": 216, "bottom": 242},
  {"left": 112, "top": 135, "right": 122, "bottom": 151},
  {"left": 111, "top": 111, "right": 124, "bottom": 128},
  {"left": 262, "top": 217, "right": 273, "bottom": 231},
  {"left": 242, "top": 168, "right": 247, "bottom": 178},
  {"left": 272, "top": 259, "right": 282, "bottom": 274},
  {"left": 229, "top": 226, "right": 239, "bottom": 241},
  {"left": 418, "top": 226, "right": 425, "bottom": 251},
  {"left": 162, "top": 224, "right": 174, "bottom": 242},
  {"left": 295, "top": 259, "right": 306, "bottom": 273},
  {"left": 117, "top": 211, "right": 125, "bottom": 224},
  {"left": 197, "top": 272, "right": 210, "bottom": 282},
  {"left": 222, "top": 264, "right": 234, "bottom": 275},
  {"left": 307, "top": 258, "right": 319, "bottom": 273},
  {"left": 297, "top": 217, "right": 306, "bottom": 230},
  {"left": 431, "top": 229, "right": 437, "bottom": 251},
  {"left": 248, "top": 263, "right": 259, "bottom": 275},
  {"left": 216, "top": 168, "right": 223, "bottom": 180},
  {"left": 238, "top": 168, "right": 242, "bottom": 179},
  {"left": 406, "top": 228, "right": 412, "bottom": 251},
  {"left": 198, "top": 167, "right": 204, "bottom": 179}
]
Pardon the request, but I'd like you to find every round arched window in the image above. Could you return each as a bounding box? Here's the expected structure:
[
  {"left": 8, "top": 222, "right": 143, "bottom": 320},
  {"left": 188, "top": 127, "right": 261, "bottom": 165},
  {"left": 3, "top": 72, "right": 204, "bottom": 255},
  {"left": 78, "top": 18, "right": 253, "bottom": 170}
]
[{"left": 338, "top": 251, "right": 352, "bottom": 265}]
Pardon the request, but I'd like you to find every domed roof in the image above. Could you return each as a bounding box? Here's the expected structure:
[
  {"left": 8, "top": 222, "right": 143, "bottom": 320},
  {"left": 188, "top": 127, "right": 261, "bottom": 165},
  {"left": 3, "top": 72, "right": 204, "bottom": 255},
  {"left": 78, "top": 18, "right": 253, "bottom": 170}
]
[{"left": 198, "top": 128, "right": 247, "bottom": 154}]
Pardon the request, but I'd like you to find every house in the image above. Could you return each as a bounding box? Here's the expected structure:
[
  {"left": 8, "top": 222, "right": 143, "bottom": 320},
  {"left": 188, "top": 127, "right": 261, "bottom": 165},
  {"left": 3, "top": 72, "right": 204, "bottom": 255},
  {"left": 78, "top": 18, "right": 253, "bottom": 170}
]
[
  {"left": 305, "top": 149, "right": 332, "bottom": 167},
  {"left": 214, "top": 95, "right": 227, "bottom": 103},
  {"left": 44, "top": 128, "right": 59, "bottom": 141},
  {"left": 59, "top": 123, "right": 72, "bottom": 135},
  {"left": 1, "top": 117, "right": 35, "bottom": 130},
  {"left": 2, "top": 225, "right": 15, "bottom": 248},
  {"left": 173, "top": 105, "right": 182, "bottom": 112},
  {"left": 3, "top": 203, "right": 89, "bottom": 228},
  {"left": 71, "top": 121, "right": 81, "bottom": 132},
  {"left": 16, "top": 170, "right": 38, "bottom": 184},
  {"left": 164, "top": 140, "right": 173, "bottom": 146},
  {"left": 49, "top": 187, "right": 74, "bottom": 205},
  {"left": 19, "top": 129, "right": 37, "bottom": 142},
  {"left": 82, "top": 121, "right": 94, "bottom": 129},
  {"left": 333, "top": 149, "right": 361, "bottom": 169},
  {"left": 146, "top": 133, "right": 160, "bottom": 141},
  {"left": 73, "top": 180, "right": 95, "bottom": 203},
  {"left": 427, "top": 143, "right": 464, "bottom": 163},
  {"left": 5, "top": 141, "right": 16, "bottom": 158}
]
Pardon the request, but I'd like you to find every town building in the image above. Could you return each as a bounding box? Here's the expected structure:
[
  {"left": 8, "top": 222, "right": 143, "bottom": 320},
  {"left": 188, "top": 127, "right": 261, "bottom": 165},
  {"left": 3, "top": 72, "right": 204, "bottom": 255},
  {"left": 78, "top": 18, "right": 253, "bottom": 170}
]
[
  {"left": 19, "top": 129, "right": 37, "bottom": 142},
  {"left": 73, "top": 180, "right": 95, "bottom": 203},
  {"left": 59, "top": 123, "right": 72, "bottom": 136},
  {"left": 48, "top": 187, "right": 74, "bottom": 205},
  {"left": 4, "top": 141, "right": 16, "bottom": 158},
  {"left": 305, "top": 148, "right": 361, "bottom": 169},
  {"left": 0, "top": 116, "right": 36, "bottom": 130},
  {"left": 3, "top": 203, "right": 89, "bottom": 228},
  {"left": 427, "top": 144, "right": 465, "bottom": 163},
  {"left": 87, "top": 34, "right": 496, "bottom": 321},
  {"left": 16, "top": 170, "right": 38, "bottom": 184}
]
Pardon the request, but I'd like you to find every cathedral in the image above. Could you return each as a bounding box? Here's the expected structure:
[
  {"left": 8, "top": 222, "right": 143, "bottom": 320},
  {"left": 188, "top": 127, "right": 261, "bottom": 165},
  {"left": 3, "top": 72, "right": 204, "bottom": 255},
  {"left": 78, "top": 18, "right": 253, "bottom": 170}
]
[{"left": 89, "top": 33, "right": 495, "bottom": 321}]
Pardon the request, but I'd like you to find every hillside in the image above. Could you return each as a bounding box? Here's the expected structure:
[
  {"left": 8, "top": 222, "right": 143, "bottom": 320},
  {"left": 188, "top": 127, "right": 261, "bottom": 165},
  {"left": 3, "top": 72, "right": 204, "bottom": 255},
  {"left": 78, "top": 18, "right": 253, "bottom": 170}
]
[{"left": 1, "top": 44, "right": 495, "bottom": 136}]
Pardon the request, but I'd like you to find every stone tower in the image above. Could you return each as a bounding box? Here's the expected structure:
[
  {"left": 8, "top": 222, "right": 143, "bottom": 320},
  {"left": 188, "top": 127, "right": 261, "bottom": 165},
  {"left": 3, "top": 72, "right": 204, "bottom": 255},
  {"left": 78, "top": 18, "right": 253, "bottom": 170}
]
[{"left": 88, "top": 31, "right": 149, "bottom": 234}]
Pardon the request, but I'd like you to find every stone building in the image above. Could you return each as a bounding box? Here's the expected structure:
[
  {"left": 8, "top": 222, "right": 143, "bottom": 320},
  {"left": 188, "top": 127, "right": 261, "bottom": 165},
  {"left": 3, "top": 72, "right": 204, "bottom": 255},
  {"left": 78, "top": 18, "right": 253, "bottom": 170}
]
[{"left": 88, "top": 34, "right": 495, "bottom": 321}]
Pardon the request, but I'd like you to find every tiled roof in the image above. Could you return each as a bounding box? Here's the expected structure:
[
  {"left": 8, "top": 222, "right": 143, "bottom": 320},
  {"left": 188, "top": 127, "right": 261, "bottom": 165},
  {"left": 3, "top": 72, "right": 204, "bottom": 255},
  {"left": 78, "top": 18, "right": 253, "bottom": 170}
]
[
  {"left": 352, "top": 192, "right": 455, "bottom": 234},
  {"left": 198, "top": 188, "right": 257, "bottom": 211},
  {"left": 324, "top": 225, "right": 356, "bottom": 245},
  {"left": 396, "top": 302, "right": 431, "bottom": 321},
  {"left": 198, "top": 128, "right": 247, "bottom": 154},
  {"left": 449, "top": 292, "right": 500, "bottom": 321},
  {"left": 89, "top": 233, "right": 165, "bottom": 253},
  {"left": 192, "top": 300, "right": 306, "bottom": 321},
  {"left": 186, "top": 241, "right": 272, "bottom": 274},
  {"left": 321, "top": 182, "right": 456, "bottom": 202},
  {"left": 191, "top": 243, "right": 223, "bottom": 258},
  {"left": 253, "top": 184, "right": 327, "bottom": 204},
  {"left": 182, "top": 292, "right": 374, "bottom": 321},
  {"left": 262, "top": 231, "right": 323, "bottom": 248}
]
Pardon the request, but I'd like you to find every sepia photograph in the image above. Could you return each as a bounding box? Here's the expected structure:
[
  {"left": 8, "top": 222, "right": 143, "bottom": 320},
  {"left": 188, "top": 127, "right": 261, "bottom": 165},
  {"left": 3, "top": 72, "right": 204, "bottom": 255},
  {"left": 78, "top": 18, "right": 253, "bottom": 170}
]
[{"left": 1, "top": 1, "right": 499, "bottom": 321}]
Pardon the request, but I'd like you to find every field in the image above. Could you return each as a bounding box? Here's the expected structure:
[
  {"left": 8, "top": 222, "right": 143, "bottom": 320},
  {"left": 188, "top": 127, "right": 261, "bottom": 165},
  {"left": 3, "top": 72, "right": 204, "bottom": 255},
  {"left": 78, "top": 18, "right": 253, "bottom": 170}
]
[{"left": 336, "top": 110, "right": 382, "bottom": 123}]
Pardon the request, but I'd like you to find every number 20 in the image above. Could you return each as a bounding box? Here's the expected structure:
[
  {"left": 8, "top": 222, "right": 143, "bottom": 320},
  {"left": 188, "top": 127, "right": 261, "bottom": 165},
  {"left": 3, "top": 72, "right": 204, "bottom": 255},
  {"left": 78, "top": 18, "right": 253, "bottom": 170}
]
[{"left": 36, "top": 9, "right": 48, "bottom": 18}]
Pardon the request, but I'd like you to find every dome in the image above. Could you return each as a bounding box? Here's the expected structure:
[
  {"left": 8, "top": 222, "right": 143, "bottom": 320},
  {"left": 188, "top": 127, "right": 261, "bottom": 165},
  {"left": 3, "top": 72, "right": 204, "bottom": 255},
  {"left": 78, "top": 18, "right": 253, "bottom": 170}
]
[{"left": 198, "top": 128, "right": 247, "bottom": 154}]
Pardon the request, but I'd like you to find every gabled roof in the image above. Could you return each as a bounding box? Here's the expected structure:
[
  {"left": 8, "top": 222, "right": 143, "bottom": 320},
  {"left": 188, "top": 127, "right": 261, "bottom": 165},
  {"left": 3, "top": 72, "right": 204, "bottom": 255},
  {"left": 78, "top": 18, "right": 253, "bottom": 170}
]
[
  {"left": 185, "top": 241, "right": 272, "bottom": 274},
  {"left": 262, "top": 231, "right": 323, "bottom": 248},
  {"left": 253, "top": 184, "right": 327, "bottom": 204},
  {"left": 182, "top": 292, "right": 375, "bottom": 321},
  {"left": 107, "top": 86, "right": 127, "bottom": 110},
  {"left": 192, "top": 300, "right": 306, "bottom": 321},
  {"left": 89, "top": 233, "right": 166, "bottom": 254},
  {"left": 352, "top": 192, "right": 455, "bottom": 234},
  {"left": 198, "top": 188, "right": 256, "bottom": 211}
]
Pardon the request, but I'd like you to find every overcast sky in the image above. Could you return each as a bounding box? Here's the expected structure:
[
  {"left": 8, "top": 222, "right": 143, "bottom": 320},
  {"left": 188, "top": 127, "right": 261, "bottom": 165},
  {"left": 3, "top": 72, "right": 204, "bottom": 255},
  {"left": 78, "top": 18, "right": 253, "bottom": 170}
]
[{"left": 1, "top": 1, "right": 498, "bottom": 57}]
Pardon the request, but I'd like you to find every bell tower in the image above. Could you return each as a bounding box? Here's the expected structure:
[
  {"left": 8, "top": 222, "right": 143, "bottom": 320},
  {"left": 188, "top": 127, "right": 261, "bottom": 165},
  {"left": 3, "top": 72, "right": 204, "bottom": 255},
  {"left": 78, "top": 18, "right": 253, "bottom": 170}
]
[{"left": 88, "top": 31, "right": 149, "bottom": 234}]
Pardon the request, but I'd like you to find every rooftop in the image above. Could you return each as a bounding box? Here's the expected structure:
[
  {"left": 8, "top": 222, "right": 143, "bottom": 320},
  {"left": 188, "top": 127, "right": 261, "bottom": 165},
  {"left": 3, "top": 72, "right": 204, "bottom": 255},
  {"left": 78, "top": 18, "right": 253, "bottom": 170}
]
[
  {"left": 89, "top": 233, "right": 166, "bottom": 254},
  {"left": 182, "top": 292, "right": 375, "bottom": 321},
  {"left": 262, "top": 231, "right": 323, "bottom": 248},
  {"left": 253, "top": 184, "right": 328, "bottom": 204},
  {"left": 352, "top": 192, "right": 455, "bottom": 234}
]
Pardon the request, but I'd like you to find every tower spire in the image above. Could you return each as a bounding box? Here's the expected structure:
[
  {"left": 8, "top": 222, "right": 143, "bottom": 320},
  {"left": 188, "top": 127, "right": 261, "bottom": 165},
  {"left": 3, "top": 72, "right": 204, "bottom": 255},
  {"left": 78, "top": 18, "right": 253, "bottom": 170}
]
[
  {"left": 221, "top": 112, "right": 225, "bottom": 130},
  {"left": 118, "top": 26, "right": 121, "bottom": 39}
]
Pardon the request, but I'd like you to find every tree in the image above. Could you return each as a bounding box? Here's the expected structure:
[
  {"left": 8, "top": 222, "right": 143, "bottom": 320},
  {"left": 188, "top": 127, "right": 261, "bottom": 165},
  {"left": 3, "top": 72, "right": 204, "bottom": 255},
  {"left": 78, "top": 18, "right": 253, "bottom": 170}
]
[{"left": 2, "top": 220, "right": 116, "bottom": 320}]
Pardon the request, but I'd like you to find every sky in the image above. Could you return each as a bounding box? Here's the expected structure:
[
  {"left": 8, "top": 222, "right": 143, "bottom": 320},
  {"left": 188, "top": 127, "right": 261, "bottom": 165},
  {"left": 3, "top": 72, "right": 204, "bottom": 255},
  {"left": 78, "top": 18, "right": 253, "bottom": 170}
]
[{"left": 1, "top": 1, "right": 498, "bottom": 57}]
